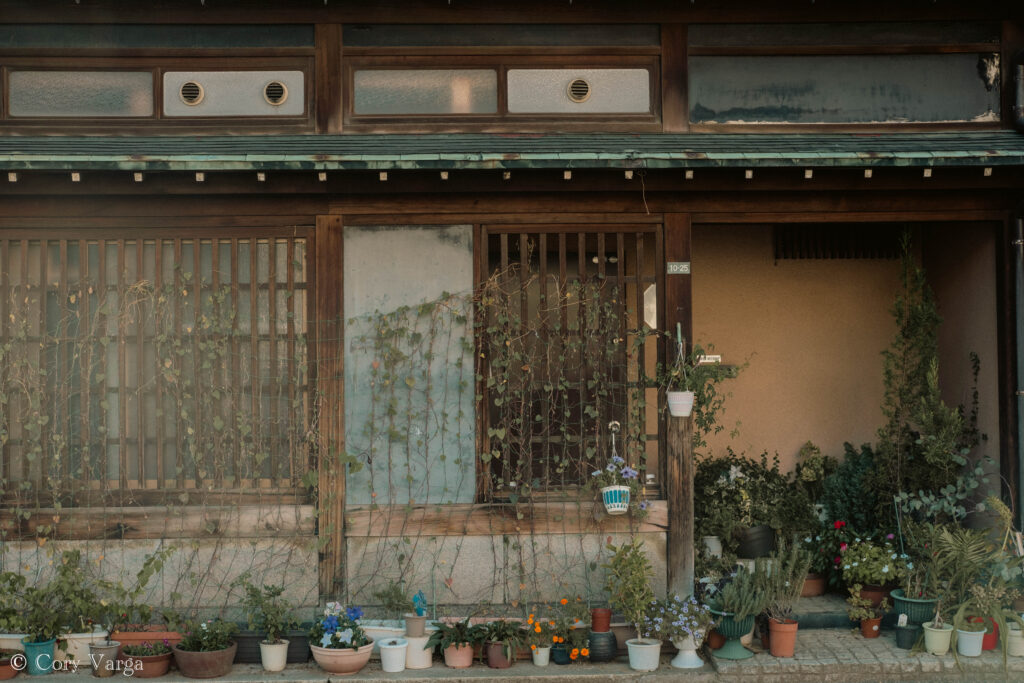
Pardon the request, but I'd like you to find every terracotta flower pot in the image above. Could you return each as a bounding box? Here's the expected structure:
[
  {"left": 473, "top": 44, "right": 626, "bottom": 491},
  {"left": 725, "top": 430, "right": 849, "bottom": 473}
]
[
  {"left": 442, "top": 643, "right": 473, "bottom": 669},
  {"left": 590, "top": 608, "right": 612, "bottom": 633},
  {"left": 858, "top": 585, "right": 886, "bottom": 609},
  {"left": 485, "top": 642, "right": 511, "bottom": 669},
  {"left": 172, "top": 643, "right": 237, "bottom": 679},
  {"left": 768, "top": 618, "right": 798, "bottom": 658},
  {"left": 800, "top": 573, "right": 826, "bottom": 598},
  {"left": 860, "top": 617, "right": 882, "bottom": 639},
  {"left": 309, "top": 642, "right": 373, "bottom": 675},
  {"left": 117, "top": 652, "right": 172, "bottom": 679},
  {"left": 114, "top": 631, "right": 182, "bottom": 659},
  {"left": 707, "top": 629, "right": 725, "bottom": 650}
]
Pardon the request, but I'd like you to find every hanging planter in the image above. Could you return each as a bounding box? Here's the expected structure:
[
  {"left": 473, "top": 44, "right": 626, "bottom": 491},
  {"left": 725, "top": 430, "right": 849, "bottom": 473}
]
[
  {"left": 601, "top": 485, "right": 630, "bottom": 515},
  {"left": 666, "top": 390, "right": 695, "bottom": 417}
]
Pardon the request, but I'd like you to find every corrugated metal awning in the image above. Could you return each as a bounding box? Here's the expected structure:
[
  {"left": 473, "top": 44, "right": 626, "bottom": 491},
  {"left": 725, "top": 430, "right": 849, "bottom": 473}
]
[{"left": 1, "top": 131, "right": 1023, "bottom": 171}]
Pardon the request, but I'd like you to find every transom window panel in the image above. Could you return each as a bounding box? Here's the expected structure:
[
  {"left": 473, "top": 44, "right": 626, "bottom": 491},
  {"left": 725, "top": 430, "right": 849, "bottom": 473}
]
[
  {"left": 688, "top": 22, "right": 1000, "bottom": 48},
  {"left": 8, "top": 70, "right": 154, "bottom": 117},
  {"left": 0, "top": 24, "right": 315, "bottom": 49},
  {"left": 352, "top": 69, "right": 498, "bottom": 115},
  {"left": 507, "top": 69, "right": 651, "bottom": 114},
  {"left": 163, "top": 71, "right": 305, "bottom": 116},
  {"left": 343, "top": 24, "right": 659, "bottom": 48},
  {"left": 0, "top": 232, "right": 312, "bottom": 505},
  {"left": 479, "top": 226, "right": 662, "bottom": 500}
]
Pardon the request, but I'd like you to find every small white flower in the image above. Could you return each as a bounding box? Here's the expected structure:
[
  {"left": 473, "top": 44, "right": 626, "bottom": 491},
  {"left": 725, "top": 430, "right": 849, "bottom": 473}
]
[{"left": 882, "top": 565, "right": 889, "bottom": 574}]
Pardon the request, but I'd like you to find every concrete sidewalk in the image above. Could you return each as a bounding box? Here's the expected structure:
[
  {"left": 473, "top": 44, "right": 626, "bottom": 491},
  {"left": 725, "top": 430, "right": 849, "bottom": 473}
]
[{"left": 26, "top": 628, "right": 1024, "bottom": 683}]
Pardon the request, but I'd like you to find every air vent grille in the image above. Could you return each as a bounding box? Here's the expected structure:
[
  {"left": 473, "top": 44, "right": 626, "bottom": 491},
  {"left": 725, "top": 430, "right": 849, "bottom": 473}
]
[
  {"left": 773, "top": 224, "right": 902, "bottom": 261},
  {"left": 567, "top": 78, "right": 591, "bottom": 103},
  {"left": 179, "top": 81, "right": 204, "bottom": 106},
  {"left": 264, "top": 81, "right": 288, "bottom": 105}
]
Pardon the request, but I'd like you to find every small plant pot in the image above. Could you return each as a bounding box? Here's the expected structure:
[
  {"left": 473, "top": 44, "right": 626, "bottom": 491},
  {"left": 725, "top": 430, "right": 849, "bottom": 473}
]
[
  {"left": 666, "top": 390, "right": 695, "bottom": 417},
  {"left": 485, "top": 641, "right": 512, "bottom": 669},
  {"left": 89, "top": 641, "right": 121, "bottom": 678},
  {"left": 379, "top": 638, "right": 407, "bottom": 673},
  {"left": 1006, "top": 623, "right": 1024, "bottom": 657},
  {"left": 956, "top": 628, "right": 984, "bottom": 657},
  {"left": 670, "top": 634, "right": 703, "bottom": 669},
  {"left": 403, "top": 615, "right": 427, "bottom": 638},
  {"left": 442, "top": 643, "right": 473, "bottom": 669},
  {"left": 922, "top": 621, "right": 953, "bottom": 656},
  {"left": 600, "top": 485, "right": 630, "bottom": 515},
  {"left": 310, "top": 642, "right": 373, "bottom": 675},
  {"left": 707, "top": 629, "right": 725, "bottom": 650},
  {"left": 768, "top": 619, "right": 798, "bottom": 658},
  {"left": 22, "top": 638, "right": 56, "bottom": 676},
  {"left": 550, "top": 645, "right": 571, "bottom": 665},
  {"left": 531, "top": 646, "right": 550, "bottom": 666},
  {"left": 0, "top": 661, "right": 16, "bottom": 681},
  {"left": 709, "top": 610, "right": 754, "bottom": 660},
  {"left": 800, "top": 573, "right": 826, "bottom": 598},
  {"left": 404, "top": 635, "right": 432, "bottom": 670},
  {"left": 860, "top": 617, "right": 882, "bottom": 638},
  {"left": 172, "top": 643, "right": 237, "bottom": 679},
  {"left": 62, "top": 629, "right": 108, "bottom": 664},
  {"left": 117, "top": 651, "right": 172, "bottom": 678},
  {"left": 625, "top": 638, "right": 661, "bottom": 672},
  {"left": 258, "top": 640, "right": 288, "bottom": 673},
  {"left": 858, "top": 585, "right": 887, "bottom": 609},
  {"left": 702, "top": 536, "right": 723, "bottom": 558},
  {"left": 890, "top": 590, "right": 937, "bottom": 625},
  {"left": 590, "top": 608, "right": 612, "bottom": 633},
  {"left": 895, "top": 624, "right": 919, "bottom": 650},
  {"left": 587, "top": 631, "right": 616, "bottom": 663}
]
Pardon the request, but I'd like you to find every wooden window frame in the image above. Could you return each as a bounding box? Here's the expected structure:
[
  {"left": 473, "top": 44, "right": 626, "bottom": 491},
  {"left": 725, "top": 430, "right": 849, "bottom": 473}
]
[
  {"left": 342, "top": 54, "right": 662, "bottom": 132},
  {"left": 0, "top": 56, "right": 315, "bottom": 133}
]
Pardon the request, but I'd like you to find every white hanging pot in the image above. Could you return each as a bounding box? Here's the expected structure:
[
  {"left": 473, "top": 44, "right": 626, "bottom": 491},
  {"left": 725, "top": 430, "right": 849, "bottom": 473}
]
[
  {"left": 601, "top": 485, "right": 630, "bottom": 515},
  {"left": 666, "top": 391, "right": 695, "bottom": 417}
]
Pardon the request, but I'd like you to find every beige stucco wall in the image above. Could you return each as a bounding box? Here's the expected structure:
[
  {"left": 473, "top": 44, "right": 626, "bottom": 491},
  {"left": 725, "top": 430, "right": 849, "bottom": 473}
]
[{"left": 691, "top": 224, "right": 902, "bottom": 471}]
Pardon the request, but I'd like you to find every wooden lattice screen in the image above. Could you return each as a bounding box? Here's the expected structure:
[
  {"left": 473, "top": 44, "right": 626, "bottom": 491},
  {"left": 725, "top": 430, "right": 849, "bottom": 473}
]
[{"left": 0, "top": 230, "right": 312, "bottom": 505}]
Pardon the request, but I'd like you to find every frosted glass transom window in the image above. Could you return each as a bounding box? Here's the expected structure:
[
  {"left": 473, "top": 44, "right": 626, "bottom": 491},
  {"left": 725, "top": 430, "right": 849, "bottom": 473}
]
[
  {"left": 163, "top": 71, "right": 305, "bottom": 116},
  {"left": 353, "top": 69, "right": 498, "bottom": 115},
  {"left": 9, "top": 70, "right": 154, "bottom": 117},
  {"left": 507, "top": 69, "right": 650, "bottom": 114}
]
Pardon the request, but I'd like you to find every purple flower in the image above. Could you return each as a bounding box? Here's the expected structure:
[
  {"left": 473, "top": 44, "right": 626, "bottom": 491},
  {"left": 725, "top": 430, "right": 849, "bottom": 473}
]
[
  {"left": 621, "top": 466, "right": 638, "bottom": 479},
  {"left": 345, "top": 606, "right": 363, "bottom": 621},
  {"left": 639, "top": 500, "right": 650, "bottom": 511},
  {"left": 886, "top": 533, "right": 895, "bottom": 540}
]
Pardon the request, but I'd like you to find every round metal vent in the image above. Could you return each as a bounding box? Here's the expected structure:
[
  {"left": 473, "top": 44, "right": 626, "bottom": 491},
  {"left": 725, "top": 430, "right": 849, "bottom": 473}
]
[
  {"left": 567, "top": 78, "right": 591, "bottom": 103},
  {"left": 263, "top": 81, "right": 288, "bottom": 106},
  {"left": 179, "top": 81, "right": 205, "bottom": 106}
]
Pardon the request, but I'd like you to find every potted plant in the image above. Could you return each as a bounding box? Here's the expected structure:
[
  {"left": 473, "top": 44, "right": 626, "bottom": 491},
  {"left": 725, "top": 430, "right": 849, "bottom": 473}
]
[
  {"left": 922, "top": 602, "right": 954, "bottom": 656},
  {"left": 118, "top": 640, "right": 173, "bottom": 678},
  {"left": 21, "top": 576, "right": 67, "bottom": 675},
  {"left": 406, "top": 591, "right": 429, "bottom": 638},
  {"left": 800, "top": 520, "right": 855, "bottom": 594},
  {"left": 44, "top": 550, "right": 105, "bottom": 664},
  {"left": 88, "top": 588, "right": 123, "bottom": 678},
  {"left": 658, "top": 594, "right": 714, "bottom": 669},
  {"left": 951, "top": 584, "right": 1024, "bottom": 660},
  {"left": 479, "top": 620, "right": 523, "bottom": 669},
  {"left": 706, "top": 560, "right": 770, "bottom": 660},
  {"left": 0, "top": 649, "right": 18, "bottom": 680},
  {"left": 549, "top": 597, "right": 589, "bottom": 664},
  {"left": 171, "top": 619, "right": 238, "bottom": 678},
  {"left": 846, "top": 585, "right": 889, "bottom": 639},
  {"left": 763, "top": 540, "right": 813, "bottom": 658},
  {"left": 602, "top": 539, "right": 660, "bottom": 671},
  {"left": 523, "top": 612, "right": 553, "bottom": 666},
  {"left": 839, "top": 538, "right": 907, "bottom": 606},
  {"left": 308, "top": 603, "right": 372, "bottom": 675},
  {"left": 657, "top": 333, "right": 734, "bottom": 419},
  {"left": 237, "top": 582, "right": 297, "bottom": 672},
  {"left": 589, "top": 421, "right": 643, "bottom": 516},
  {"left": 423, "top": 618, "right": 480, "bottom": 669}
]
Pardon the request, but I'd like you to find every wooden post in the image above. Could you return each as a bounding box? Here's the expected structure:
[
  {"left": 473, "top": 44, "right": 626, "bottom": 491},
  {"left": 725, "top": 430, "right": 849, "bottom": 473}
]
[
  {"left": 664, "top": 213, "right": 694, "bottom": 596},
  {"left": 667, "top": 415, "right": 695, "bottom": 597},
  {"left": 315, "top": 215, "right": 345, "bottom": 598}
]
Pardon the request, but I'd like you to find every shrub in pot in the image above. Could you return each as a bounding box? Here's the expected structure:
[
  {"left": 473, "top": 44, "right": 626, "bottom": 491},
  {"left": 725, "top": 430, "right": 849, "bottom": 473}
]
[
  {"left": 655, "top": 594, "right": 714, "bottom": 669},
  {"left": 237, "top": 581, "right": 297, "bottom": 672},
  {"left": 371, "top": 581, "right": 428, "bottom": 637},
  {"left": 172, "top": 619, "right": 238, "bottom": 679},
  {"left": 423, "top": 618, "right": 480, "bottom": 669},
  {"left": 21, "top": 571, "right": 70, "bottom": 675},
  {"left": 0, "top": 573, "right": 28, "bottom": 652},
  {"left": 602, "top": 539, "right": 661, "bottom": 671},
  {"left": 523, "top": 612, "right": 554, "bottom": 666},
  {"left": 480, "top": 620, "right": 523, "bottom": 669},
  {"left": 846, "top": 586, "right": 888, "bottom": 639},
  {"left": 119, "top": 640, "right": 173, "bottom": 678},
  {"left": 839, "top": 539, "right": 907, "bottom": 607},
  {"left": 308, "top": 603, "right": 373, "bottom": 675},
  {"left": 706, "top": 560, "right": 771, "bottom": 660},
  {"left": 547, "top": 597, "right": 588, "bottom": 663},
  {"left": 763, "top": 541, "right": 813, "bottom": 657}
]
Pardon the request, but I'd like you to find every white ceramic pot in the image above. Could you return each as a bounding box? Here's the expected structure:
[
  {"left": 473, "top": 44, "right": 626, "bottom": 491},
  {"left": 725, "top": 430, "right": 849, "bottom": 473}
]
[
  {"left": 259, "top": 640, "right": 289, "bottom": 673},
  {"left": 379, "top": 637, "right": 408, "bottom": 673},
  {"left": 626, "top": 638, "right": 661, "bottom": 672},
  {"left": 601, "top": 485, "right": 631, "bottom": 515},
  {"left": 670, "top": 635, "right": 703, "bottom": 669},
  {"left": 0, "top": 634, "right": 27, "bottom": 652},
  {"left": 956, "top": 628, "right": 984, "bottom": 657},
  {"left": 922, "top": 622, "right": 953, "bottom": 656},
  {"left": 360, "top": 620, "right": 405, "bottom": 655},
  {"left": 404, "top": 634, "right": 433, "bottom": 670},
  {"left": 531, "top": 646, "right": 550, "bottom": 667},
  {"left": 702, "top": 536, "right": 723, "bottom": 558},
  {"left": 62, "top": 628, "right": 108, "bottom": 663},
  {"left": 1007, "top": 623, "right": 1024, "bottom": 657},
  {"left": 667, "top": 391, "right": 695, "bottom": 417}
]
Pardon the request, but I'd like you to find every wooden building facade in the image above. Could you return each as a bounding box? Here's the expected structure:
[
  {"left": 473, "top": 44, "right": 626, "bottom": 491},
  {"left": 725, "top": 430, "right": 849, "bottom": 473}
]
[{"left": 0, "top": 1, "right": 1022, "bottom": 612}]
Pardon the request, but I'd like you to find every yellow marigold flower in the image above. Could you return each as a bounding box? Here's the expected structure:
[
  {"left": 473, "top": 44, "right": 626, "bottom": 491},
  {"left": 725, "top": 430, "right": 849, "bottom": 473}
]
[
  {"left": 530, "top": 644, "right": 536, "bottom": 650},
  {"left": 581, "top": 648, "right": 589, "bottom": 657},
  {"left": 570, "top": 652, "right": 578, "bottom": 660},
  {"left": 571, "top": 648, "right": 579, "bottom": 656},
  {"left": 527, "top": 617, "right": 534, "bottom": 625},
  {"left": 535, "top": 624, "right": 541, "bottom": 633},
  {"left": 552, "top": 635, "right": 558, "bottom": 643}
]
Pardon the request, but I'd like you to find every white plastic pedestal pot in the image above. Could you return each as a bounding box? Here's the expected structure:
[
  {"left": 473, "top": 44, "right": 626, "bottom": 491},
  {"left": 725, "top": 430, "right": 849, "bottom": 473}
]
[
  {"left": 670, "top": 635, "right": 703, "bottom": 669},
  {"left": 404, "top": 635, "right": 433, "bottom": 670},
  {"left": 379, "top": 637, "right": 408, "bottom": 673}
]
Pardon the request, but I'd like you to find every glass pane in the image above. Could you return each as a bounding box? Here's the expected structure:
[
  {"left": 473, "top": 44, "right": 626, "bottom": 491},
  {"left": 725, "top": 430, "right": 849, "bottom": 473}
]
[
  {"left": 689, "top": 54, "right": 1000, "bottom": 124},
  {"left": 345, "top": 23, "right": 659, "bottom": 47},
  {"left": 353, "top": 69, "right": 497, "bottom": 115},
  {"left": 163, "top": 71, "right": 304, "bottom": 117},
  {"left": 9, "top": 70, "right": 153, "bottom": 117},
  {"left": 689, "top": 22, "right": 1000, "bottom": 48},
  {"left": 0, "top": 24, "right": 314, "bottom": 49},
  {"left": 508, "top": 68, "right": 650, "bottom": 114}
]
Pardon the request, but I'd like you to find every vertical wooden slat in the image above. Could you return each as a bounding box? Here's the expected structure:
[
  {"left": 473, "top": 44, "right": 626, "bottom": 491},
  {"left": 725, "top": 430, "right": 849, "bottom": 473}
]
[
  {"left": 315, "top": 215, "right": 345, "bottom": 599},
  {"left": 661, "top": 23, "right": 688, "bottom": 133},
  {"left": 597, "top": 233, "right": 606, "bottom": 279},
  {"left": 58, "top": 241, "right": 70, "bottom": 487},
  {"left": 38, "top": 239, "right": 48, "bottom": 485},
  {"left": 315, "top": 24, "right": 344, "bottom": 134},
  {"left": 286, "top": 238, "right": 297, "bottom": 486},
  {"left": 0, "top": 239, "right": 8, "bottom": 483},
  {"left": 538, "top": 233, "right": 549, "bottom": 486},
  {"left": 230, "top": 239, "right": 242, "bottom": 486},
  {"left": 634, "top": 234, "right": 645, "bottom": 337},
  {"left": 173, "top": 238, "right": 184, "bottom": 490},
  {"left": 136, "top": 242, "right": 145, "bottom": 485},
  {"left": 577, "top": 232, "right": 587, "bottom": 470},
  {"left": 249, "top": 240, "right": 260, "bottom": 489},
  {"left": 192, "top": 240, "right": 202, "bottom": 488},
  {"left": 154, "top": 241, "right": 164, "bottom": 490},
  {"left": 268, "top": 239, "right": 280, "bottom": 485},
  {"left": 96, "top": 240, "right": 107, "bottom": 489},
  {"left": 474, "top": 225, "right": 491, "bottom": 503},
  {"left": 518, "top": 233, "right": 529, "bottom": 329},
  {"left": 558, "top": 233, "right": 568, "bottom": 331},
  {"left": 78, "top": 240, "right": 91, "bottom": 494},
  {"left": 117, "top": 241, "right": 128, "bottom": 493},
  {"left": 210, "top": 239, "right": 222, "bottom": 489},
  {"left": 18, "top": 241, "right": 28, "bottom": 482}
]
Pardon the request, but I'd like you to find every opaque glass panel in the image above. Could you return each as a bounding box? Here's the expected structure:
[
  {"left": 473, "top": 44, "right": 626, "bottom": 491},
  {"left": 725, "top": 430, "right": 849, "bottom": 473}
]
[
  {"left": 0, "top": 24, "right": 314, "bottom": 49},
  {"left": 9, "top": 71, "right": 153, "bottom": 117},
  {"left": 689, "top": 54, "right": 1000, "bottom": 124},
  {"left": 353, "top": 69, "right": 497, "bottom": 115},
  {"left": 689, "top": 22, "right": 999, "bottom": 47},
  {"left": 163, "top": 71, "right": 305, "bottom": 117},
  {"left": 344, "top": 24, "right": 659, "bottom": 47},
  {"left": 508, "top": 69, "right": 650, "bottom": 114}
]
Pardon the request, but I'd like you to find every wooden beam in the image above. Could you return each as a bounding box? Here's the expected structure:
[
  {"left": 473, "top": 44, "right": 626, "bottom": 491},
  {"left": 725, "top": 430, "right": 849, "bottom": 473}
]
[
  {"left": 660, "top": 24, "right": 687, "bottom": 133},
  {"left": 315, "top": 24, "right": 343, "bottom": 134},
  {"left": 666, "top": 416, "right": 695, "bottom": 597},
  {"left": 996, "top": 214, "right": 1020, "bottom": 513},
  {"left": 315, "top": 214, "right": 346, "bottom": 599},
  {"left": 344, "top": 501, "right": 667, "bottom": 537},
  {"left": 0, "top": 505, "right": 316, "bottom": 541}
]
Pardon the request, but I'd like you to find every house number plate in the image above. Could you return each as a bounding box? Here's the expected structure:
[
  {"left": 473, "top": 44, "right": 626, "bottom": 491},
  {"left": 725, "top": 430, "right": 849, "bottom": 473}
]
[{"left": 667, "top": 262, "right": 691, "bottom": 275}]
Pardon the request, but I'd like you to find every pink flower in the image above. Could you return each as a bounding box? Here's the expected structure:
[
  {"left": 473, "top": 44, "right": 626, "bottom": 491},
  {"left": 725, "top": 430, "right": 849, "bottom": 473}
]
[
  {"left": 833, "top": 521, "right": 846, "bottom": 529},
  {"left": 886, "top": 533, "right": 895, "bottom": 540},
  {"left": 839, "top": 542, "right": 848, "bottom": 551}
]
